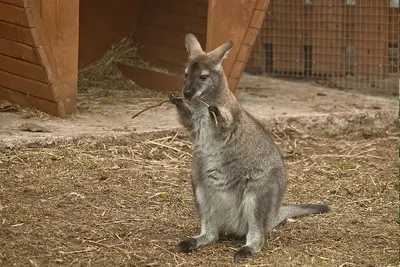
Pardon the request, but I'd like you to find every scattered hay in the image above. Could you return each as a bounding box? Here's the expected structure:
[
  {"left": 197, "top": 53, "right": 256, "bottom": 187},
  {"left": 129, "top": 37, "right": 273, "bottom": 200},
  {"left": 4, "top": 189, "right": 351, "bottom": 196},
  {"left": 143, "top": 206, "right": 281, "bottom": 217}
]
[
  {"left": 78, "top": 37, "right": 139, "bottom": 90},
  {"left": 0, "top": 100, "right": 54, "bottom": 119},
  {"left": 78, "top": 37, "right": 172, "bottom": 94},
  {"left": 0, "top": 129, "right": 398, "bottom": 266},
  {"left": 77, "top": 38, "right": 168, "bottom": 114}
]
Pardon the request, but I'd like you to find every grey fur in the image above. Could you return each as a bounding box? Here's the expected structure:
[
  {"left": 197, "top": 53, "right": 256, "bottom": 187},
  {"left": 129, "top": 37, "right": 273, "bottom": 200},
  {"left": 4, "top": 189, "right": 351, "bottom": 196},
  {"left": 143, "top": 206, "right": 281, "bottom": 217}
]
[{"left": 171, "top": 33, "right": 330, "bottom": 263}]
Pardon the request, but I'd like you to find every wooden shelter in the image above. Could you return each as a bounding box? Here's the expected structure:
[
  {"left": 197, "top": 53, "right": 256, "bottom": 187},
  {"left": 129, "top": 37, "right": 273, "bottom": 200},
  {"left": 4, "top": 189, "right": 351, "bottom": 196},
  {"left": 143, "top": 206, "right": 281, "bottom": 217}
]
[{"left": 0, "top": 0, "right": 270, "bottom": 117}]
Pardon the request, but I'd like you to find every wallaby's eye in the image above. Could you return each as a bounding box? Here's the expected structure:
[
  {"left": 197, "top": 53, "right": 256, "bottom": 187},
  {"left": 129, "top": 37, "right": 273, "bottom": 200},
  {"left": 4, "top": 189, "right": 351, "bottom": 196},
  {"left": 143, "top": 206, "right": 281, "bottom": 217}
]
[
  {"left": 184, "top": 73, "right": 188, "bottom": 78},
  {"left": 199, "top": 75, "right": 208, "bottom": 81}
]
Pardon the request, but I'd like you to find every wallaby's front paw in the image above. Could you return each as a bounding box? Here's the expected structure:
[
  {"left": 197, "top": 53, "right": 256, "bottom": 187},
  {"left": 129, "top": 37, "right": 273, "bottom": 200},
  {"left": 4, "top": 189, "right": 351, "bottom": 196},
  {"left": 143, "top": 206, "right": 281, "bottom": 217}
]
[
  {"left": 169, "top": 93, "right": 183, "bottom": 105},
  {"left": 176, "top": 238, "right": 198, "bottom": 253},
  {"left": 234, "top": 246, "right": 254, "bottom": 264}
]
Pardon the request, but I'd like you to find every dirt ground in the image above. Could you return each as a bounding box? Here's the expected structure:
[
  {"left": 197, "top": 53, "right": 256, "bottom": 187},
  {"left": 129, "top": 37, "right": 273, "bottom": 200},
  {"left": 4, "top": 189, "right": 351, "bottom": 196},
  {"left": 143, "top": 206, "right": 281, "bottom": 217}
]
[
  {"left": 0, "top": 74, "right": 399, "bottom": 267},
  {"left": 0, "top": 126, "right": 398, "bottom": 267},
  {"left": 0, "top": 74, "right": 397, "bottom": 150}
]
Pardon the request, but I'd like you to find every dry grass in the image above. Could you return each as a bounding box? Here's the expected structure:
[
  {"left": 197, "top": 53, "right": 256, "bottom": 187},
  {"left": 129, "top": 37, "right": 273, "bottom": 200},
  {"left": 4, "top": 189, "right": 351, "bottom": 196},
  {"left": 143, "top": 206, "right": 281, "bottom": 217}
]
[
  {"left": 0, "top": 100, "right": 55, "bottom": 120},
  {"left": 0, "top": 127, "right": 398, "bottom": 267},
  {"left": 77, "top": 38, "right": 167, "bottom": 115}
]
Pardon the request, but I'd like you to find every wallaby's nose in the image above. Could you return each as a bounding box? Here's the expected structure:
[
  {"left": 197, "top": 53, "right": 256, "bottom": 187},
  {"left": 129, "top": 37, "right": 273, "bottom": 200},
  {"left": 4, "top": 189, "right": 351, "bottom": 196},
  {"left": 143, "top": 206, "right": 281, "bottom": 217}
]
[{"left": 183, "top": 89, "right": 192, "bottom": 99}]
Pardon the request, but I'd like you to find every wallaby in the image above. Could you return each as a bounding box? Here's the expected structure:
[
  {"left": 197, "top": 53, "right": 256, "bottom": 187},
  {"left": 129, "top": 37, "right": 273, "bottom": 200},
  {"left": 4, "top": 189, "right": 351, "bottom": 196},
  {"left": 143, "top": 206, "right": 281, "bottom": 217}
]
[{"left": 169, "top": 33, "right": 330, "bottom": 263}]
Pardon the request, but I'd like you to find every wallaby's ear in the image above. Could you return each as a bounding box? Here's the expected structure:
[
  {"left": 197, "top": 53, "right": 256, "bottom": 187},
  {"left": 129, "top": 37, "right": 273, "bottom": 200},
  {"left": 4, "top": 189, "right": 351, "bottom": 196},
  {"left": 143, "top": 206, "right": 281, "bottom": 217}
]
[
  {"left": 185, "top": 33, "right": 204, "bottom": 59},
  {"left": 208, "top": 40, "right": 234, "bottom": 62}
]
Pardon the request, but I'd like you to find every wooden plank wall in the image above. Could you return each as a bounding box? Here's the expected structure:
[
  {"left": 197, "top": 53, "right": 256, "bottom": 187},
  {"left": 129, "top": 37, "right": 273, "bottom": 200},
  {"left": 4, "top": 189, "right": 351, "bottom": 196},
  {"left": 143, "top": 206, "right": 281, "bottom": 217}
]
[
  {"left": 133, "top": 0, "right": 208, "bottom": 74},
  {"left": 246, "top": 1, "right": 397, "bottom": 78},
  {"left": 246, "top": 0, "right": 307, "bottom": 75},
  {"left": 353, "top": 0, "right": 388, "bottom": 77},
  {"left": 344, "top": 3, "right": 356, "bottom": 75},
  {"left": 0, "top": 0, "right": 79, "bottom": 116},
  {"left": 245, "top": 31, "right": 267, "bottom": 74},
  {"left": 311, "top": 0, "right": 345, "bottom": 76},
  {"left": 389, "top": 6, "right": 399, "bottom": 47},
  {"left": 132, "top": 0, "right": 269, "bottom": 93},
  {"left": 79, "top": 0, "right": 142, "bottom": 67},
  {"left": 274, "top": 0, "right": 304, "bottom": 74},
  {"left": 388, "top": 5, "right": 399, "bottom": 73}
]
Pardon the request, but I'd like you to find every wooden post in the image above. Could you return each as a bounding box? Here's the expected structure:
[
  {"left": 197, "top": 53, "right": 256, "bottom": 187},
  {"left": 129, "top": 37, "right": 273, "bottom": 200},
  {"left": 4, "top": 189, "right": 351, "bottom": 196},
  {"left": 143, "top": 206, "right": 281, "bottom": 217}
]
[
  {"left": 30, "top": 0, "right": 79, "bottom": 115},
  {"left": 207, "top": 0, "right": 269, "bottom": 93}
]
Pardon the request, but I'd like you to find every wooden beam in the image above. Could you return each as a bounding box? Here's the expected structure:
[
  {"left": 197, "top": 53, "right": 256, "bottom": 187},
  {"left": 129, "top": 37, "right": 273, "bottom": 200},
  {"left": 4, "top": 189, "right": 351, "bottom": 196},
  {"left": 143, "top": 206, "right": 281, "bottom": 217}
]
[
  {"left": 29, "top": 0, "right": 79, "bottom": 115},
  {"left": 0, "top": 0, "right": 31, "bottom": 8},
  {"left": 0, "top": 2, "right": 33, "bottom": 27},
  {"left": 0, "top": 20, "right": 34, "bottom": 45},
  {"left": 0, "top": 85, "right": 64, "bottom": 116},
  {"left": 0, "top": 69, "right": 57, "bottom": 101},
  {"left": 207, "top": 0, "right": 258, "bottom": 77},
  {"left": 0, "top": 38, "right": 40, "bottom": 63},
  {"left": 0, "top": 53, "right": 48, "bottom": 82}
]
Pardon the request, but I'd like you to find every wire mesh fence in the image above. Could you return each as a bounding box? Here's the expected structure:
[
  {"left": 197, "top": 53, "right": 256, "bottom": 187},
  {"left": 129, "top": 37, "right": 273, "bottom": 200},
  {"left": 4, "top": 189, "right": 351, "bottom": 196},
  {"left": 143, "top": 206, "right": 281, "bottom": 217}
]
[{"left": 245, "top": 0, "right": 399, "bottom": 96}]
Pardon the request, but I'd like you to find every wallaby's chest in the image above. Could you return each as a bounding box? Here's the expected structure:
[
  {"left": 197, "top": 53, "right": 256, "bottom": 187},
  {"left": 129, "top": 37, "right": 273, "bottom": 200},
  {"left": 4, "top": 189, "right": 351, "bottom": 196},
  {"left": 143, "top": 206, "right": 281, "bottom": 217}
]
[
  {"left": 190, "top": 108, "right": 221, "bottom": 151},
  {"left": 190, "top": 108, "right": 229, "bottom": 186}
]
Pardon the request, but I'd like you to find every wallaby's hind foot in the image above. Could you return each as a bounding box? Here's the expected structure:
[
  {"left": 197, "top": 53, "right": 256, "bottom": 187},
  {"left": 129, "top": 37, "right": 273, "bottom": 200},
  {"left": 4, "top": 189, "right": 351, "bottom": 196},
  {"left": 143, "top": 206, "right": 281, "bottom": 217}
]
[
  {"left": 234, "top": 246, "right": 254, "bottom": 263},
  {"left": 176, "top": 225, "right": 219, "bottom": 253},
  {"left": 176, "top": 238, "right": 197, "bottom": 253}
]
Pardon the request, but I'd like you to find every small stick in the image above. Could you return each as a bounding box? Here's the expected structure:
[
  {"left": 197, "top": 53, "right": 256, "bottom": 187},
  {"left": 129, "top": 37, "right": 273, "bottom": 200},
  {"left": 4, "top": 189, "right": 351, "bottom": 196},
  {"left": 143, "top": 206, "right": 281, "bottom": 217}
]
[
  {"left": 131, "top": 95, "right": 218, "bottom": 125},
  {"left": 131, "top": 100, "right": 170, "bottom": 119}
]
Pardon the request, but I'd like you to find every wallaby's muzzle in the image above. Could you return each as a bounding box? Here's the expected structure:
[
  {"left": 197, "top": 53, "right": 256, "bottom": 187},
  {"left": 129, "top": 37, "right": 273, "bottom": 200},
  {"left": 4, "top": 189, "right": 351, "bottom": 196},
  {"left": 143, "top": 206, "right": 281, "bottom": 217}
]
[
  {"left": 183, "top": 87, "right": 194, "bottom": 100},
  {"left": 183, "top": 91, "right": 192, "bottom": 99}
]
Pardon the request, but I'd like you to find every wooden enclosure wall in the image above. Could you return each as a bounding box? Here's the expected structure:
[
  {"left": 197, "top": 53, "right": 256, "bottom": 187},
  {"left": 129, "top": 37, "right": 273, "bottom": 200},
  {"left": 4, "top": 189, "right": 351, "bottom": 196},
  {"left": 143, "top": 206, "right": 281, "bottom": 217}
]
[
  {"left": 207, "top": 0, "right": 270, "bottom": 91},
  {"left": 79, "top": 0, "right": 143, "bottom": 67},
  {"left": 126, "top": 0, "right": 269, "bottom": 93},
  {"left": 312, "top": 1, "right": 345, "bottom": 75},
  {"left": 0, "top": 0, "right": 79, "bottom": 116},
  {"left": 0, "top": 0, "right": 269, "bottom": 116},
  {"left": 117, "top": 0, "right": 209, "bottom": 92},
  {"left": 247, "top": 0, "right": 398, "bottom": 78},
  {"left": 132, "top": 0, "right": 208, "bottom": 74},
  {"left": 388, "top": 6, "right": 399, "bottom": 73}
]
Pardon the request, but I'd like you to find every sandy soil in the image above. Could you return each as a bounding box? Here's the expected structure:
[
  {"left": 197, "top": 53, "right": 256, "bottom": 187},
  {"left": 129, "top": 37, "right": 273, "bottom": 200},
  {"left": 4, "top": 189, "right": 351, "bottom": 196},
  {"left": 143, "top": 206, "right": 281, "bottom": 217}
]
[{"left": 0, "top": 74, "right": 397, "bottom": 150}]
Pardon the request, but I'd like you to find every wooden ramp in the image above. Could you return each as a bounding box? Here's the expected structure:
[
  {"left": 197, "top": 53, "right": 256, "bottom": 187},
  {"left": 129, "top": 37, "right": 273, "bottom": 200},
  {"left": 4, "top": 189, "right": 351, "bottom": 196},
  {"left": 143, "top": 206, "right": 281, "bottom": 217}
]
[{"left": 0, "top": 0, "right": 268, "bottom": 117}]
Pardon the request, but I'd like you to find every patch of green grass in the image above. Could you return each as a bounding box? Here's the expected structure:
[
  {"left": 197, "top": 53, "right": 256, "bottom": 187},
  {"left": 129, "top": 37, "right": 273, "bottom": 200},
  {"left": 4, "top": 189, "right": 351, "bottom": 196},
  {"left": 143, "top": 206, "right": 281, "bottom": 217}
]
[
  {"left": 159, "top": 192, "right": 186, "bottom": 203},
  {"left": 8, "top": 206, "right": 30, "bottom": 224},
  {"left": 335, "top": 161, "right": 358, "bottom": 170}
]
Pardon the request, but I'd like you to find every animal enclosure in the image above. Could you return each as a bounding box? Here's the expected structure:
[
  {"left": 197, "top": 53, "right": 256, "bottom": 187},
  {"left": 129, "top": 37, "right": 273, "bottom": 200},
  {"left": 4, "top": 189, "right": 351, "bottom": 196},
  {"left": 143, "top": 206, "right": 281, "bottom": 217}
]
[
  {"left": 246, "top": 0, "right": 400, "bottom": 95},
  {"left": 0, "top": 0, "right": 269, "bottom": 117}
]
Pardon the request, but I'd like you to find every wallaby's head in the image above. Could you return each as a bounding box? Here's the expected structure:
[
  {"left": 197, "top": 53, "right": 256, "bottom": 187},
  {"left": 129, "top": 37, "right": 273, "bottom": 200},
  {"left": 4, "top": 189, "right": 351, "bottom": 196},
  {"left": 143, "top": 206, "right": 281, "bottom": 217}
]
[{"left": 183, "top": 33, "right": 233, "bottom": 100}]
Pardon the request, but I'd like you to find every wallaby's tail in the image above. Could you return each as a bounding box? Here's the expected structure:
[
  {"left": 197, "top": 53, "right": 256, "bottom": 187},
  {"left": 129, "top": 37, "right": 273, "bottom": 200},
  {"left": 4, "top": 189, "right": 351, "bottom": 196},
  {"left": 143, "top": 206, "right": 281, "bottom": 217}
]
[{"left": 274, "top": 204, "right": 330, "bottom": 228}]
